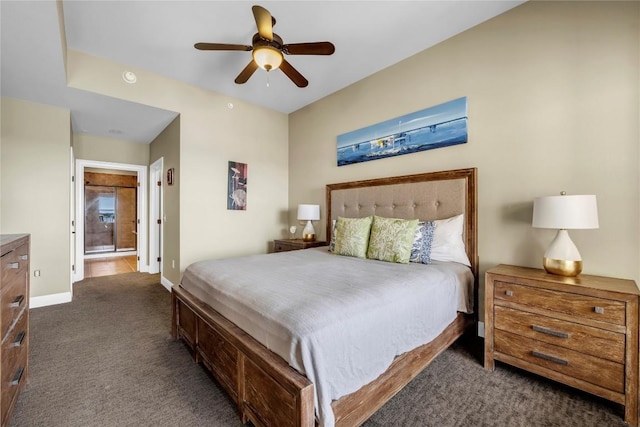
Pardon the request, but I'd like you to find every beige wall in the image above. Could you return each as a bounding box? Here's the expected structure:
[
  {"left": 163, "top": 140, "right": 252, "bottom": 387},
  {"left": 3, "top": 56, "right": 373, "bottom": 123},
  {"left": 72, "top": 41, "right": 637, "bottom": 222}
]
[
  {"left": 150, "top": 116, "right": 180, "bottom": 285},
  {"left": 289, "top": 1, "right": 640, "bottom": 315},
  {"left": 66, "top": 50, "right": 289, "bottom": 272},
  {"left": 1, "top": 97, "right": 71, "bottom": 298},
  {"left": 73, "top": 133, "right": 149, "bottom": 165}
]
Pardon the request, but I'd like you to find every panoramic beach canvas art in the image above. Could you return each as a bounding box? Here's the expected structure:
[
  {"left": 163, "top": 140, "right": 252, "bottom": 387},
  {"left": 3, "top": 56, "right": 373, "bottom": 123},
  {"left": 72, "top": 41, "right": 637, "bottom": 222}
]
[
  {"left": 337, "top": 97, "right": 468, "bottom": 166},
  {"left": 227, "top": 161, "right": 247, "bottom": 210}
]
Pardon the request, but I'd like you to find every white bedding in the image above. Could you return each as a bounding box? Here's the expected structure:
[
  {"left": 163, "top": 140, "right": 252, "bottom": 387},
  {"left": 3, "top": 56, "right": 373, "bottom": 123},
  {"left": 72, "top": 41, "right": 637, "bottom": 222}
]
[{"left": 180, "top": 247, "right": 474, "bottom": 427}]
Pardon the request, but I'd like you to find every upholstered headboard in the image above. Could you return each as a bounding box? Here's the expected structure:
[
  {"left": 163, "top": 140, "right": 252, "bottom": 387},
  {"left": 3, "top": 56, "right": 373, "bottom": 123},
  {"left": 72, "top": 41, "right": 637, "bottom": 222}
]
[{"left": 326, "top": 168, "right": 478, "bottom": 279}]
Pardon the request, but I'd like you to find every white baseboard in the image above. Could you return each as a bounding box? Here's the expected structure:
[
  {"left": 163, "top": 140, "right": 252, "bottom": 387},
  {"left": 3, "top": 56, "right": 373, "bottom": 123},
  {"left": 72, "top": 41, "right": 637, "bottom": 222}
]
[
  {"left": 478, "top": 321, "right": 485, "bottom": 338},
  {"left": 30, "top": 292, "right": 72, "bottom": 308},
  {"left": 160, "top": 276, "right": 175, "bottom": 292}
]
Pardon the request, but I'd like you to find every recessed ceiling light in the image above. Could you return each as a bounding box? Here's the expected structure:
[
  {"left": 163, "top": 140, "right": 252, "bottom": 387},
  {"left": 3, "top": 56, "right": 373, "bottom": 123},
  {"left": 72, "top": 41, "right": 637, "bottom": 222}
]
[{"left": 122, "top": 71, "right": 137, "bottom": 84}]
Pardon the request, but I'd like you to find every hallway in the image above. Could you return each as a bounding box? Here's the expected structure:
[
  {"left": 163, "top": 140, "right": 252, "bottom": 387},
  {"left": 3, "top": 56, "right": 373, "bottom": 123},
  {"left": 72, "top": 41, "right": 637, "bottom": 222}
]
[{"left": 83, "top": 255, "right": 137, "bottom": 278}]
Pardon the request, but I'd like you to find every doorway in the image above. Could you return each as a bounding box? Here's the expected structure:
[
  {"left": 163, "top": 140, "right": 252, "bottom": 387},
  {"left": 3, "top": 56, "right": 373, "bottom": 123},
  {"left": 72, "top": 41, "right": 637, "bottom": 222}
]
[
  {"left": 74, "top": 160, "right": 148, "bottom": 284},
  {"left": 84, "top": 175, "right": 137, "bottom": 254}
]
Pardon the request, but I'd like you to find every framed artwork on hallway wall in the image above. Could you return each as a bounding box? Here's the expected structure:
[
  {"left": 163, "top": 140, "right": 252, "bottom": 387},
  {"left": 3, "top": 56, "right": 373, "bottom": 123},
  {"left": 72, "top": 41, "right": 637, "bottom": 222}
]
[
  {"left": 167, "top": 168, "right": 174, "bottom": 186},
  {"left": 227, "top": 161, "right": 247, "bottom": 210}
]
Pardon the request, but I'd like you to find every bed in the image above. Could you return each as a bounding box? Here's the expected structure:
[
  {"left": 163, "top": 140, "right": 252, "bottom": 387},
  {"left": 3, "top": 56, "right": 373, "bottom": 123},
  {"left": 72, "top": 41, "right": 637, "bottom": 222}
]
[{"left": 171, "top": 167, "right": 478, "bottom": 427}]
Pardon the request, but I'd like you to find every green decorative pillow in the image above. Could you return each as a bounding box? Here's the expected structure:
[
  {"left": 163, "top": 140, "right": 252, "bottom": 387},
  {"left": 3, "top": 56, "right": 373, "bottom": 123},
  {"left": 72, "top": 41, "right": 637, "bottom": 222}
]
[
  {"left": 367, "top": 216, "right": 419, "bottom": 264},
  {"left": 333, "top": 216, "right": 373, "bottom": 258}
]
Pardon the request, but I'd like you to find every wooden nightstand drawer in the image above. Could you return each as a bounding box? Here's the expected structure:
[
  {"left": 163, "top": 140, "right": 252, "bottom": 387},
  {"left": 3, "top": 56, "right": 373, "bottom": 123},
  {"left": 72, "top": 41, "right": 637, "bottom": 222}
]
[
  {"left": 494, "top": 306, "right": 624, "bottom": 363},
  {"left": 494, "top": 280, "right": 626, "bottom": 326},
  {"left": 495, "top": 330, "right": 624, "bottom": 393},
  {"left": 273, "top": 239, "right": 326, "bottom": 253}
]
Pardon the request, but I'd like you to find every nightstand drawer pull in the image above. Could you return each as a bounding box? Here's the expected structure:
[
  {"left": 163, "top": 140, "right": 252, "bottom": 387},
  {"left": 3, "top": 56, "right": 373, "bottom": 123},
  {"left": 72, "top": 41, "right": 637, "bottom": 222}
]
[
  {"left": 531, "top": 350, "right": 568, "bottom": 366},
  {"left": 7, "top": 262, "right": 19, "bottom": 269},
  {"left": 19, "top": 254, "right": 28, "bottom": 261},
  {"left": 594, "top": 306, "right": 605, "bottom": 314},
  {"left": 505, "top": 290, "right": 513, "bottom": 297},
  {"left": 532, "top": 325, "right": 569, "bottom": 339}
]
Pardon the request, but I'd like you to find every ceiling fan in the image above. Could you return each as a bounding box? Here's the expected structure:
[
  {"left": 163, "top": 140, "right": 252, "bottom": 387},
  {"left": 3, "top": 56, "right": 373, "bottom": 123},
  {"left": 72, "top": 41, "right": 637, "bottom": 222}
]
[{"left": 195, "top": 5, "right": 335, "bottom": 88}]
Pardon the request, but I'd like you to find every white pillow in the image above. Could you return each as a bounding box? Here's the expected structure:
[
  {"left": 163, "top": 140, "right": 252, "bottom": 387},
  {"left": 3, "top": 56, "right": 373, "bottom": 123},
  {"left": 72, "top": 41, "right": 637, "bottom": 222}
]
[{"left": 430, "top": 214, "right": 471, "bottom": 266}]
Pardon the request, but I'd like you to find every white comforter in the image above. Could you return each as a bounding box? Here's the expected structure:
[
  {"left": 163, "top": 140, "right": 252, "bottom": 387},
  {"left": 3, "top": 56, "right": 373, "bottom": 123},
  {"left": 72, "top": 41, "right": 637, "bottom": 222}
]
[{"left": 180, "top": 247, "right": 473, "bottom": 427}]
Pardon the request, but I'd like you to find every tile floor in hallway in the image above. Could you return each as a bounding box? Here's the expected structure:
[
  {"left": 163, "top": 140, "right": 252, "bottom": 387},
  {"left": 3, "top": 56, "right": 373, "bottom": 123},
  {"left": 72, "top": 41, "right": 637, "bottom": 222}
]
[{"left": 84, "top": 255, "right": 137, "bottom": 278}]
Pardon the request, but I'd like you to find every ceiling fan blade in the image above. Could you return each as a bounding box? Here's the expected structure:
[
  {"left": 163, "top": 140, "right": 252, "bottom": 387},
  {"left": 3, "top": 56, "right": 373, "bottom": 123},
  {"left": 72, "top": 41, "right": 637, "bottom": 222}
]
[
  {"left": 252, "top": 5, "right": 273, "bottom": 41},
  {"left": 279, "top": 59, "right": 308, "bottom": 88},
  {"left": 195, "top": 42, "right": 252, "bottom": 51},
  {"left": 283, "top": 42, "right": 335, "bottom": 56},
  {"left": 234, "top": 60, "right": 259, "bottom": 84}
]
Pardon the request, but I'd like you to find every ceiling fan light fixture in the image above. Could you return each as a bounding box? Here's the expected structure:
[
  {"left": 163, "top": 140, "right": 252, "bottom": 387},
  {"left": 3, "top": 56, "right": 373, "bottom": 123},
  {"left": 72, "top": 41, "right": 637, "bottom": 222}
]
[{"left": 252, "top": 46, "right": 283, "bottom": 71}]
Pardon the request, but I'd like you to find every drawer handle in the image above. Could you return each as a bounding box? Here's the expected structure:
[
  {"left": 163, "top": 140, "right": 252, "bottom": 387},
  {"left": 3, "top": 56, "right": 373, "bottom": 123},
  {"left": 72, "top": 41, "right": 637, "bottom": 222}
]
[
  {"left": 10, "top": 367, "right": 24, "bottom": 386},
  {"left": 7, "top": 262, "right": 19, "bottom": 269},
  {"left": 594, "top": 306, "right": 605, "bottom": 314},
  {"left": 10, "top": 295, "right": 25, "bottom": 308},
  {"left": 532, "top": 350, "right": 568, "bottom": 366},
  {"left": 505, "top": 290, "right": 514, "bottom": 297},
  {"left": 532, "top": 325, "right": 569, "bottom": 339},
  {"left": 12, "top": 331, "right": 26, "bottom": 347},
  {"left": 19, "top": 254, "right": 28, "bottom": 261}
]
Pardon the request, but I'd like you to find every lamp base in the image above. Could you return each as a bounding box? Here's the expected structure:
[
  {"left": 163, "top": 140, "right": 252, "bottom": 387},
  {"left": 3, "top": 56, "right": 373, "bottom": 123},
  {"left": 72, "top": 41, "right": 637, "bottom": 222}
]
[
  {"left": 302, "top": 220, "right": 316, "bottom": 242},
  {"left": 543, "top": 257, "right": 583, "bottom": 277}
]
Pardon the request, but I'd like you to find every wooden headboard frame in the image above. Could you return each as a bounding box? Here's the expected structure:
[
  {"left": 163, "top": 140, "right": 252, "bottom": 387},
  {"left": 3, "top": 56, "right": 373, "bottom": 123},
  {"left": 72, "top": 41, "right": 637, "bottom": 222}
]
[{"left": 326, "top": 167, "right": 478, "bottom": 284}]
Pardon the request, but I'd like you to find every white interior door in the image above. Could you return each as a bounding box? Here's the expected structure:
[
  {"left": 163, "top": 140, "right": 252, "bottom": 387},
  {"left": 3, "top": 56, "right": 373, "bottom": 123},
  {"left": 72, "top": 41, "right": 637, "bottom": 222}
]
[{"left": 149, "top": 158, "right": 163, "bottom": 275}]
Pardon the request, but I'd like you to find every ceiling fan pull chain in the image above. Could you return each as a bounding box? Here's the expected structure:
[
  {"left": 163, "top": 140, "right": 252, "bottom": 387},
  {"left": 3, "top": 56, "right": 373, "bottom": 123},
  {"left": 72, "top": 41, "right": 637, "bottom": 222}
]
[{"left": 266, "top": 70, "right": 270, "bottom": 87}]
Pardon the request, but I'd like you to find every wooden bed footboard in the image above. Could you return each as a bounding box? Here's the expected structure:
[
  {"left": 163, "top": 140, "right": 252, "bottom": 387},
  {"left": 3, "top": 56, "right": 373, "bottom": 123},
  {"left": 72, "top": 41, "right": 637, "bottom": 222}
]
[
  {"left": 172, "top": 284, "right": 473, "bottom": 427},
  {"left": 172, "top": 285, "right": 315, "bottom": 427}
]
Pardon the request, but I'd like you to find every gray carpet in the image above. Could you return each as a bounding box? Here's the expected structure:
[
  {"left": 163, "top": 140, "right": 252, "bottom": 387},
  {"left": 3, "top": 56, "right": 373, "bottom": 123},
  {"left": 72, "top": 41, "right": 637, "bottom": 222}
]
[{"left": 11, "top": 272, "right": 628, "bottom": 427}]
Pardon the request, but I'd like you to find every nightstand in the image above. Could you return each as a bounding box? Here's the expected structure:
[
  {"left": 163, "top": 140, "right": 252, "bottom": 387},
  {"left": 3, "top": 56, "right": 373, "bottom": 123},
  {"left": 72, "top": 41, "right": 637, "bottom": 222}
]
[
  {"left": 484, "top": 264, "right": 639, "bottom": 426},
  {"left": 273, "top": 239, "right": 326, "bottom": 253}
]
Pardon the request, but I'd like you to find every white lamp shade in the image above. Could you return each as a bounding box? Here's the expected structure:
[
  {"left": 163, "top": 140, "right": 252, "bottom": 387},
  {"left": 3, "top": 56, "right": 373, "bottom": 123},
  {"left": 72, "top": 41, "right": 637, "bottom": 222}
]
[
  {"left": 297, "top": 204, "right": 320, "bottom": 221},
  {"left": 532, "top": 195, "right": 599, "bottom": 230}
]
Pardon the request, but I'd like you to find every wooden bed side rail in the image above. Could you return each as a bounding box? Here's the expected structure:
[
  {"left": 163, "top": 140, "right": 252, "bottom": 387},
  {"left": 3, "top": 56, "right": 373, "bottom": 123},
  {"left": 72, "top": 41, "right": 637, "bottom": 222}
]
[
  {"left": 331, "top": 313, "right": 472, "bottom": 427},
  {"left": 172, "top": 285, "right": 315, "bottom": 427}
]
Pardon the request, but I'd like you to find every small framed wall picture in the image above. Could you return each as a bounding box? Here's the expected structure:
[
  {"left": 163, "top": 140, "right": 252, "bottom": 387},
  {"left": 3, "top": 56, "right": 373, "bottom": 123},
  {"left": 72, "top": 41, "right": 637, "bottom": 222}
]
[
  {"left": 227, "top": 161, "right": 247, "bottom": 210},
  {"left": 167, "top": 168, "right": 174, "bottom": 186}
]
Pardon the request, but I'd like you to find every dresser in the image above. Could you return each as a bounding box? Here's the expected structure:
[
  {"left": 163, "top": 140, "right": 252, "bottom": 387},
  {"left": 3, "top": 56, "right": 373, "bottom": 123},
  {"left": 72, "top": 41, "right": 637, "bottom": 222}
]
[
  {"left": 273, "top": 239, "right": 326, "bottom": 253},
  {"left": 485, "top": 264, "right": 639, "bottom": 426},
  {"left": 0, "top": 234, "right": 29, "bottom": 427}
]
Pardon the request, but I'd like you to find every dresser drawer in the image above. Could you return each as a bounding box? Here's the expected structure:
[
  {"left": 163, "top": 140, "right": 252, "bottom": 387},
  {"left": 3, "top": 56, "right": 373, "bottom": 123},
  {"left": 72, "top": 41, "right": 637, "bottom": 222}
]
[
  {"left": 494, "top": 281, "right": 626, "bottom": 326},
  {"left": 0, "top": 278, "right": 28, "bottom": 343},
  {"left": 0, "top": 244, "right": 28, "bottom": 292},
  {"left": 0, "top": 329, "right": 27, "bottom": 425},
  {"left": 494, "top": 305, "right": 625, "bottom": 363},
  {"left": 2, "top": 311, "right": 28, "bottom": 356},
  {"left": 495, "top": 330, "right": 624, "bottom": 393}
]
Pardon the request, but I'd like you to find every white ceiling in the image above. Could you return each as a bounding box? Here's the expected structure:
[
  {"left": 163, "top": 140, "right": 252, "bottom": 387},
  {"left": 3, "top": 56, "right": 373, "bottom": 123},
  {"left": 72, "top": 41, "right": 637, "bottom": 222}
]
[{"left": 1, "top": 1, "right": 524, "bottom": 144}]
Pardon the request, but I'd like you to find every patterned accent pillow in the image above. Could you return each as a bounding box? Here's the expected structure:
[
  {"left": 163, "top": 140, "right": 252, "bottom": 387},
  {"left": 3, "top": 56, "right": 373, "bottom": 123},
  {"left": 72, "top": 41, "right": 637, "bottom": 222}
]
[
  {"left": 367, "top": 216, "right": 419, "bottom": 264},
  {"left": 328, "top": 219, "right": 337, "bottom": 252},
  {"left": 410, "top": 220, "right": 436, "bottom": 264},
  {"left": 333, "top": 216, "right": 373, "bottom": 258}
]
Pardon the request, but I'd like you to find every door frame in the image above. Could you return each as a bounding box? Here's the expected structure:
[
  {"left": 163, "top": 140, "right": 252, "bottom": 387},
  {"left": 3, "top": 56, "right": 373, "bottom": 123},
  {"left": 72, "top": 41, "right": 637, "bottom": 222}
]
[
  {"left": 149, "top": 157, "right": 163, "bottom": 275},
  {"left": 74, "top": 159, "right": 148, "bottom": 283}
]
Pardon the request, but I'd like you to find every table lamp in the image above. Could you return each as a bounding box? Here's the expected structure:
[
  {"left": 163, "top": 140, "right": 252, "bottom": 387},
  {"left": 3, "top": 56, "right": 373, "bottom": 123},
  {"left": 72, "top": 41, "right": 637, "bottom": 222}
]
[
  {"left": 297, "top": 204, "right": 320, "bottom": 242},
  {"left": 532, "top": 192, "right": 599, "bottom": 277}
]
